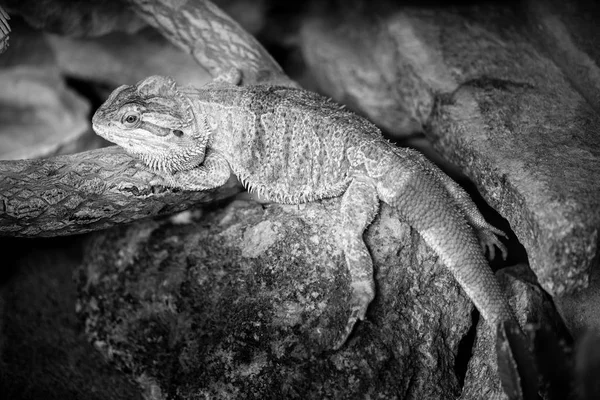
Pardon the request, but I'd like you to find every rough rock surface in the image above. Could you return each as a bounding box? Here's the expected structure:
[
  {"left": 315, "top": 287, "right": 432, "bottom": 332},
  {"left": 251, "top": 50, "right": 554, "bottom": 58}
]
[
  {"left": 554, "top": 265, "right": 600, "bottom": 339},
  {"left": 299, "top": 4, "right": 600, "bottom": 300},
  {"left": 524, "top": 0, "right": 600, "bottom": 340},
  {"left": 426, "top": 6, "right": 600, "bottom": 299},
  {"left": 0, "top": 66, "right": 90, "bottom": 160},
  {"left": 46, "top": 28, "right": 211, "bottom": 89},
  {"left": 459, "top": 264, "right": 566, "bottom": 400},
  {"left": 77, "top": 198, "right": 492, "bottom": 399},
  {"left": 299, "top": 11, "right": 431, "bottom": 138},
  {"left": 0, "top": 236, "right": 142, "bottom": 400},
  {"left": 2, "top": 0, "right": 145, "bottom": 37},
  {"left": 526, "top": 0, "right": 600, "bottom": 114}
]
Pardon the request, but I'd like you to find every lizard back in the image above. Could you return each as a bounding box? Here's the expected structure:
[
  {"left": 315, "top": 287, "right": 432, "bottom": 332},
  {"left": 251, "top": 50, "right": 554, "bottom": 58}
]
[{"left": 186, "top": 85, "right": 386, "bottom": 203}]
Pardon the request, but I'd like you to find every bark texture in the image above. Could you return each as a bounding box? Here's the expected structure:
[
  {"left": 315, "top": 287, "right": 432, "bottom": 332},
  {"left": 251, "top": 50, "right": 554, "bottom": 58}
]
[
  {"left": 128, "top": 0, "right": 291, "bottom": 87},
  {"left": 0, "top": 146, "right": 242, "bottom": 236}
]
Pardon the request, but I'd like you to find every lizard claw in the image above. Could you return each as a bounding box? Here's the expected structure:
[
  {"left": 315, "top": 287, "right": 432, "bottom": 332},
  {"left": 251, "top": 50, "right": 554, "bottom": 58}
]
[{"left": 476, "top": 227, "right": 508, "bottom": 261}]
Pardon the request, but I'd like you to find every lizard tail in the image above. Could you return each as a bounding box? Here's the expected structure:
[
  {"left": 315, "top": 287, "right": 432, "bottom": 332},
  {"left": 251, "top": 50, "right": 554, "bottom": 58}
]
[{"left": 377, "top": 169, "right": 517, "bottom": 327}]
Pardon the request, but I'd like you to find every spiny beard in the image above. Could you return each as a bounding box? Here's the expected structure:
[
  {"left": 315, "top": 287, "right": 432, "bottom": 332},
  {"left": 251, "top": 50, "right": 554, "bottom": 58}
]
[
  {"left": 137, "top": 146, "right": 206, "bottom": 173},
  {"left": 139, "top": 152, "right": 170, "bottom": 173}
]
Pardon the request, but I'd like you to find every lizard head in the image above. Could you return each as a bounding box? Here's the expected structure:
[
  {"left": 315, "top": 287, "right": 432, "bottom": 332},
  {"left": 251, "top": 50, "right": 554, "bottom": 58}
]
[{"left": 92, "top": 75, "right": 210, "bottom": 172}]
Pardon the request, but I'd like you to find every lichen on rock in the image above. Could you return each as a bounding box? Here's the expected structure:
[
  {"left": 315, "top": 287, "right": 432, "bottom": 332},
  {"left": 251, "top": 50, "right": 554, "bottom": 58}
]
[{"left": 77, "top": 198, "right": 479, "bottom": 399}]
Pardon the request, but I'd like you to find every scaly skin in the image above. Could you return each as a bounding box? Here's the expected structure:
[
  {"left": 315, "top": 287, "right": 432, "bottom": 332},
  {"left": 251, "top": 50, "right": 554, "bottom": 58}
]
[
  {"left": 92, "top": 70, "right": 516, "bottom": 348},
  {"left": 0, "top": 6, "right": 10, "bottom": 55}
]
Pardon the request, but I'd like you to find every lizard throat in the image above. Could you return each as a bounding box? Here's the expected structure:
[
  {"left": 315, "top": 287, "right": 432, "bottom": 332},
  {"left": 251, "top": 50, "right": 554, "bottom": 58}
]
[{"left": 137, "top": 146, "right": 206, "bottom": 173}]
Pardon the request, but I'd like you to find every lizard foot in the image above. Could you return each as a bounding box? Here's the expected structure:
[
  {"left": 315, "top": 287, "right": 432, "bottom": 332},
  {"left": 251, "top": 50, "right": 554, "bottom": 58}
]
[
  {"left": 213, "top": 68, "right": 242, "bottom": 85},
  {"left": 476, "top": 225, "right": 508, "bottom": 260},
  {"left": 332, "top": 281, "right": 374, "bottom": 350}
]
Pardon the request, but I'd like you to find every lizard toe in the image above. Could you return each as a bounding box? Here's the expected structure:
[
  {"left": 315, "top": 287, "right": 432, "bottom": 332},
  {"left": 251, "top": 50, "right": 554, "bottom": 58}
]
[{"left": 477, "top": 229, "right": 508, "bottom": 260}]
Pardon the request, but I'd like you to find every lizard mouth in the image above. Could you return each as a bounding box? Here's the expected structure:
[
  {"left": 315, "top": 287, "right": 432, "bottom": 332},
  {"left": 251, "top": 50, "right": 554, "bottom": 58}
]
[{"left": 91, "top": 123, "right": 114, "bottom": 142}]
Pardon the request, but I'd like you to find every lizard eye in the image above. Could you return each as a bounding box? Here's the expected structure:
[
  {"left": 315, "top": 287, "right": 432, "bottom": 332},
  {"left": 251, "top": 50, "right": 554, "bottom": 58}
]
[{"left": 122, "top": 112, "right": 140, "bottom": 127}]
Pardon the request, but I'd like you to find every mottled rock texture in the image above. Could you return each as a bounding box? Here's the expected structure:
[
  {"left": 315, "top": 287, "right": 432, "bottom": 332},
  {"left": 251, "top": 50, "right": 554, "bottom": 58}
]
[
  {"left": 524, "top": 0, "right": 600, "bottom": 340},
  {"left": 459, "top": 265, "right": 566, "bottom": 400},
  {"left": 77, "top": 199, "right": 488, "bottom": 399},
  {"left": 0, "top": 236, "right": 142, "bottom": 400},
  {"left": 526, "top": 0, "right": 600, "bottom": 114},
  {"left": 0, "top": 66, "right": 90, "bottom": 160},
  {"left": 46, "top": 28, "right": 212, "bottom": 89}
]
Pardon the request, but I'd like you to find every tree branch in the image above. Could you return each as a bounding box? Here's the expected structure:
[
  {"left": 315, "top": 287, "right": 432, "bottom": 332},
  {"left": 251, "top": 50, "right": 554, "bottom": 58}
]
[
  {"left": 128, "top": 0, "right": 295, "bottom": 87},
  {"left": 0, "top": 147, "right": 242, "bottom": 237}
]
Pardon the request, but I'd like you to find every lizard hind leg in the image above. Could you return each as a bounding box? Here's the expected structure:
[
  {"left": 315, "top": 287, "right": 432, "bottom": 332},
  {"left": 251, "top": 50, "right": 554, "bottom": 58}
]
[{"left": 334, "top": 177, "right": 380, "bottom": 349}]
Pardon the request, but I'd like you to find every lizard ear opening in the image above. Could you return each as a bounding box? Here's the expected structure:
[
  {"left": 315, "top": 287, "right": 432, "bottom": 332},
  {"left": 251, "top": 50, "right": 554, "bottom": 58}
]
[
  {"left": 136, "top": 75, "right": 178, "bottom": 98},
  {"left": 172, "top": 129, "right": 184, "bottom": 137}
]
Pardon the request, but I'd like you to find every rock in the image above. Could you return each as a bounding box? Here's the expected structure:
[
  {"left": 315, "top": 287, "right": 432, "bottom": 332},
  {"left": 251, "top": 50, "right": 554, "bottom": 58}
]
[
  {"left": 0, "top": 66, "right": 90, "bottom": 160},
  {"left": 525, "top": 0, "right": 600, "bottom": 114},
  {"left": 3, "top": 0, "right": 266, "bottom": 39},
  {"left": 0, "top": 236, "right": 142, "bottom": 400},
  {"left": 298, "top": 4, "right": 600, "bottom": 299},
  {"left": 0, "top": 21, "right": 95, "bottom": 160},
  {"left": 299, "top": 10, "right": 432, "bottom": 139},
  {"left": 213, "top": 0, "right": 266, "bottom": 35},
  {"left": 46, "top": 28, "right": 211, "bottom": 88},
  {"left": 460, "top": 264, "right": 567, "bottom": 400},
  {"left": 554, "top": 265, "right": 600, "bottom": 339},
  {"left": 425, "top": 5, "right": 600, "bottom": 298},
  {"left": 77, "top": 199, "right": 477, "bottom": 399},
  {"left": 2, "top": 0, "right": 145, "bottom": 37}
]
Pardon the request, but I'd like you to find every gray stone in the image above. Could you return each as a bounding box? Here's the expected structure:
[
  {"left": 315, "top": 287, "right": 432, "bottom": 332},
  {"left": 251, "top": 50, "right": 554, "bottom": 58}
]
[
  {"left": 460, "top": 264, "right": 564, "bottom": 400},
  {"left": 77, "top": 199, "right": 478, "bottom": 399},
  {"left": 555, "top": 265, "right": 600, "bottom": 339},
  {"left": 525, "top": 0, "right": 600, "bottom": 114},
  {"left": 46, "top": 29, "right": 211, "bottom": 89},
  {"left": 0, "top": 236, "right": 142, "bottom": 400}
]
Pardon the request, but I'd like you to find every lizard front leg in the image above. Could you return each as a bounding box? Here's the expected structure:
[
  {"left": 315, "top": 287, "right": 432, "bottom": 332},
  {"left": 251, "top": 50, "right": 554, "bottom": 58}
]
[
  {"left": 150, "top": 150, "right": 232, "bottom": 191},
  {"left": 334, "top": 176, "right": 380, "bottom": 349}
]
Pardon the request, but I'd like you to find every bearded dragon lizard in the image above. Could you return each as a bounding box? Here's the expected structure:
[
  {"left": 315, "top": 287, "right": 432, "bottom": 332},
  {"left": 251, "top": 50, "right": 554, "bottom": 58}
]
[{"left": 92, "top": 70, "right": 518, "bottom": 348}]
